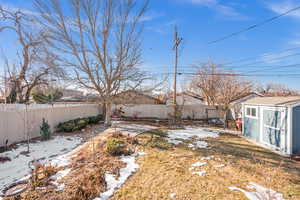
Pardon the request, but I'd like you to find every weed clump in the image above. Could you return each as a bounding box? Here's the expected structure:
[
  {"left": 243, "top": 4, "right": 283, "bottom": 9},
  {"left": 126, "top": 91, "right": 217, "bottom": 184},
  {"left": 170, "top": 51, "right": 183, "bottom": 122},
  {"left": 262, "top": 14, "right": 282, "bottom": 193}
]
[
  {"left": 104, "top": 138, "right": 126, "bottom": 156},
  {"left": 30, "top": 164, "right": 58, "bottom": 188},
  {"left": 68, "top": 167, "right": 106, "bottom": 200}
]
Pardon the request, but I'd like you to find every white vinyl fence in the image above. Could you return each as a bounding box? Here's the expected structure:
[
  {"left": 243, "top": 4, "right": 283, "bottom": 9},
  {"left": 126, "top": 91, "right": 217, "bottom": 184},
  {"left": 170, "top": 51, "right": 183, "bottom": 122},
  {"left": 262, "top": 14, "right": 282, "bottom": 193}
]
[
  {"left": 0, "top": 104, "right": 101, "bottom": 147},
  {"left": 113, "top": 104, "right": 221, "bottom": 120}
]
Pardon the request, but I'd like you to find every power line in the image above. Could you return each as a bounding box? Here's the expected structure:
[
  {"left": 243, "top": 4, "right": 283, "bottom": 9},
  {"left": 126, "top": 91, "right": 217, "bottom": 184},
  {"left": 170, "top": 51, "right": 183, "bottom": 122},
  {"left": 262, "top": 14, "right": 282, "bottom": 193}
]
[
  {"left": 208, "top": 5, "right": 300, "bottom": 44},
  {"left": 220, "top": 52, "right": 300, "bottom": 70},
  {"left": 243, "top": 63, "right": 300, "bottom": 73},
  {"left": 220, "top": 46, "right": 300, "bottom": 67},
  {"left": 179, "top": 72, "right": 300, "bottom": 77}
]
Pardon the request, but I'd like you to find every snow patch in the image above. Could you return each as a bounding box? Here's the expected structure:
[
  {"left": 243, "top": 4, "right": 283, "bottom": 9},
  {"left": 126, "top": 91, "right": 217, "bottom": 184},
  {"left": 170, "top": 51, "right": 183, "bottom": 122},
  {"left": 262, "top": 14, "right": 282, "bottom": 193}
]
[
  {"left": 229, "top": 182, "right": 284, "bottom": 200},
  {"left": 191, "top": 161, "right": 207, "bottom": 168},
  {"left": 111, "top": 122, "right": 157, "bottom": 137},
  {"left": 192, "top": 171, "right": 207, "bottom": 176},
  {"left": 189, "top": 162, "right": 207, "bottom": 171},
  {"left": 95, "top": 153, "right": 142, "bottom": 200},
  {"left": 166, "top": 127, "right": 219, "bottom": 148},
  {"left": 0, "top": 135, "right": 82, "bottom": 191},
  {"left": 188, "top": 141, "right": 210, "bottom": 149},
  {"left": 51, "top": 168, "right": 71, "bottom": 181},
  {"left": 214, "top": 164, "right": 225, "bottom": 168},
  {"left": 50, "top": 162, "right": 72, "bottom": 191},
  {"left": 169, "top": 193, "right": 176, "bottom": 199},
  {"left": 54, "top": 183, "right": 65, "bottom": 192},
  {"left": 201, "top": 156, "right": 214, "bottom": 160}
]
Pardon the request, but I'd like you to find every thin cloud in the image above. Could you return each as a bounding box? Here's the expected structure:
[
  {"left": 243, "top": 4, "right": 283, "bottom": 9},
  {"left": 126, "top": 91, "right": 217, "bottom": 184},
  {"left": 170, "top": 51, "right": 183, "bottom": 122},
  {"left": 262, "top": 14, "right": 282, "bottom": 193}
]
[
  {"left": 147, "top": 19, "right": 179, "bottom": 34},
  {"left": 140, "top": 11, "right": 164, "bottom": 22},
  {"left": 179, "top": 0, "right": 249, "bottom": 20},
  {"left": 267, "top": 0, "right": 300, "bottom": 19},
  {"left": 0, "top": 2, "right": 39, "bottom": 16}
]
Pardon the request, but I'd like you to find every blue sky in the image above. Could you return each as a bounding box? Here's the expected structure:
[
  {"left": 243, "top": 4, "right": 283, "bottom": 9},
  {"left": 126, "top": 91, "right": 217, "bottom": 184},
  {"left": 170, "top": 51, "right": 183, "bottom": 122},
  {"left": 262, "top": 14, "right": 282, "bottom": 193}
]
[{"left": 2, "top": 0, "right": 300, "bottom": 89}]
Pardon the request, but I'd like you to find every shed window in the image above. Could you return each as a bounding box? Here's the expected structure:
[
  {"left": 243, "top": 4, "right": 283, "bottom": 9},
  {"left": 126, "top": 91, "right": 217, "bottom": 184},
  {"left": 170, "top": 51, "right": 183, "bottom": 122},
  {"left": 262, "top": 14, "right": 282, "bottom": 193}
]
[
  {"left": 246, "top": 107, "right": 251, "bottom": 116},
  {"left": 251, "top": 108, "right": 256, "bottom": 117},
  {"left": 245, "top": 106, "right": 258, "bottom": 118}
]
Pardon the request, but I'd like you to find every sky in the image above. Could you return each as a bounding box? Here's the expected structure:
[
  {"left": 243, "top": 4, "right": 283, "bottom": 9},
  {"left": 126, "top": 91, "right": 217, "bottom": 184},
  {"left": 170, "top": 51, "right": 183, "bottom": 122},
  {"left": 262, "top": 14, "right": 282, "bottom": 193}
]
[{"left": 1, "top": 0, "right": 300, "bottom": 90}]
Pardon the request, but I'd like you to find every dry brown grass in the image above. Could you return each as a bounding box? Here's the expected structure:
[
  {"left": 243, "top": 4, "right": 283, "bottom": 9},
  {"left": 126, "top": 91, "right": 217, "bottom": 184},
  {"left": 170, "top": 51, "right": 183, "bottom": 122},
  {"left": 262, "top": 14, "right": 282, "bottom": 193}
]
[{"left": 110, "top": 130, "right": 300, "bottom": 200}]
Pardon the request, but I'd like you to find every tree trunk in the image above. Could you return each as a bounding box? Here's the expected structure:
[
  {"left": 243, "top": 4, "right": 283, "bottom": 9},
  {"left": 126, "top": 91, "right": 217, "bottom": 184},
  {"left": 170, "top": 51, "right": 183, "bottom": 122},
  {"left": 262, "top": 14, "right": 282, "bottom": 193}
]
[
  {"left": 24, "top": 85, "right": 34, "bottom": 103},
  {"left": 223, "top": 109, "right": 228, "bottom": 129},
  {"left": 105, "top": 102, "right": 112, "bottom": 127}
]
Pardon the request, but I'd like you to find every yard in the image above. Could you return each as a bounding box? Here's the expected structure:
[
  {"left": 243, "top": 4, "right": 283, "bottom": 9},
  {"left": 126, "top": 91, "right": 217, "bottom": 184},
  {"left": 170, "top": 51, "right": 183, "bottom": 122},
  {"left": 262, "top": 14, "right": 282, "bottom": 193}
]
[
  {"left": 0, "top": 121, "right": 300, "bottom": 200},
  {"left": 112, "top": 128, "right": 300, "bottom": 199}
]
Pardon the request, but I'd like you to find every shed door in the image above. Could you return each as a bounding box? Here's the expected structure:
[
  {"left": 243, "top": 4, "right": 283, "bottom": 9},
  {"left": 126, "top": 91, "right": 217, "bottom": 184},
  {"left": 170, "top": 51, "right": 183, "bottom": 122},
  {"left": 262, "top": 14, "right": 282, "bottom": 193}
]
[{"left": 261, "top": 108, "right": 286, "bottom": 150}]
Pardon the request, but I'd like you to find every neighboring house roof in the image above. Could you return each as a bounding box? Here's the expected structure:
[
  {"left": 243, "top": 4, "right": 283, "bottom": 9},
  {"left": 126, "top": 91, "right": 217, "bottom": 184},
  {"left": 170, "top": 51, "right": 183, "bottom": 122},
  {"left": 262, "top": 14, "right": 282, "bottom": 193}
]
[
  {"left": 115, "top": 90, "right": 159, "bottom": 100},
  {"left": 166, "top": 93, "right": 204, "bottom": 105},
  {"left": 230, "top": 92, "right": 263, "bottom": 105},
  {"left": 113, "top": 90, "right": 163, "bottom": 104},
  {"left": 244, "top": 96, "right": 300, "bottom": 106}
]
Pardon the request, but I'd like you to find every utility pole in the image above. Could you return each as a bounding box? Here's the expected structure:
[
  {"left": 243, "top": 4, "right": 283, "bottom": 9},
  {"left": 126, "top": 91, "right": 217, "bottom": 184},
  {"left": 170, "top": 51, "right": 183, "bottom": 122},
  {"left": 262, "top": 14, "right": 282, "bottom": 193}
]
[
  {"left": 173, "top": 26, "right": 183, "bottom": 122},
  {"left": 4, "top": 67, "right": 7, "bottom": 104}
]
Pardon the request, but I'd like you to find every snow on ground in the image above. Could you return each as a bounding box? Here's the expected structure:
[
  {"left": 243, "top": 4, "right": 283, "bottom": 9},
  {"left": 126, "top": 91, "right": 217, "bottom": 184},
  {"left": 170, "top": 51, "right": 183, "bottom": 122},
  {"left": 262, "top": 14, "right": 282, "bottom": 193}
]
[
  {"left": 188, "top": 141, "right": 210, "bottom": 149},
  {"left": 192, "top": 171, "right": 207, "bottom": 176},
  {"left": 214, "top": 164, "right": 225, "bottom": 168},
  {"left": 201, "top": 156, "right": 214, "bottom": 160},
  {"left": 0, "top": 135, "right": 82, "bottom": 191},
  {"left": 229, "top": 182, "right": 284, "bottom": 200},
  {"left": 189, "top": 161, "right": 207, "bottom": 176},
  {"left": 95, "top": 152, "right": 145, "bottom": 200},
  {"left": 189, "top": 162, "right": 207, "bottom": 171},
  {"left": 166, "top": 127, "right": 219, "bottom": 148},
  {"left": 50, "top": 168, "right": 72, "bottom": 191},
  {"left": 111, "top": 121, "right": 157, "bottom": 137},
  {"left": 169, "top": 193, "right": 176, "bottom": 199}
]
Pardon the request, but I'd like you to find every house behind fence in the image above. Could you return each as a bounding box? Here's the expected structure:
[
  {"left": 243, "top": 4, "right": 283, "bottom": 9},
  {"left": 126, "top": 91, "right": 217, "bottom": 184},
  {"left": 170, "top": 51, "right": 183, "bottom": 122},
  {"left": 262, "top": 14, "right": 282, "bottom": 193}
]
[{"left": 0, "top": 104, "right": 101, "bottom": 147}]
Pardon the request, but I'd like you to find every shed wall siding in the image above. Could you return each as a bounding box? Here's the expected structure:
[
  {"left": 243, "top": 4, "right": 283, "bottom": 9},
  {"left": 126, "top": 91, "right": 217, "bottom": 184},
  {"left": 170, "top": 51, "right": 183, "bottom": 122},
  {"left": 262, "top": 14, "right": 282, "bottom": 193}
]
[{"left": 292, "top": 106, "right": 300, "bottom": 154}]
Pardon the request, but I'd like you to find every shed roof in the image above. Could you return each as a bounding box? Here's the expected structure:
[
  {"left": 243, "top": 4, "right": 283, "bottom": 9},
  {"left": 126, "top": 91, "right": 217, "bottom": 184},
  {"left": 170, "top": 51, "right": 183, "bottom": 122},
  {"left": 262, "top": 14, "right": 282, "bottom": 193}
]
[{"left": 244, "top": 96, "right": 300, "bottom": 106}]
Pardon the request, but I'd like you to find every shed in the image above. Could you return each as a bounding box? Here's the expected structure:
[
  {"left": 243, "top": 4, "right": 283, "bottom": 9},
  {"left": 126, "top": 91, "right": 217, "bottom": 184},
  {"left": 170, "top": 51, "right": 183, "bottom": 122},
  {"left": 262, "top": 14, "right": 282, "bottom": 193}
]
[
  {"left": 242, "top": 96, "right": 300, "bottom": 156},
  {"left": 230, "top": 92, "right": 263, "bottom": 120}
]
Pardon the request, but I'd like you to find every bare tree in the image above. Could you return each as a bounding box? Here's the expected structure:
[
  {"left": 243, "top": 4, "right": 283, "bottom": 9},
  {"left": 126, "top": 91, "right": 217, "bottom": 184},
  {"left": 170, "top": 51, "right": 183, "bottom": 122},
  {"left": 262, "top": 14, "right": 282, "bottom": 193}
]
[
  {"left": 0, "top": 7, "right": 64, "bottom": 103},
  {"left": 257, "top": 83, "right": 299, "bottom": 97},
  {"left": 216, "top": 74, "right": 252, "bottom": 128},
  {"left": 188, "top": 63, "right": 220, "bottom": 105},
  {"left": 35, "top": 0, "right": 149, "bottom": 126},
  {"left": 188, "top": 62, "right": 252, "bottom": 128}
]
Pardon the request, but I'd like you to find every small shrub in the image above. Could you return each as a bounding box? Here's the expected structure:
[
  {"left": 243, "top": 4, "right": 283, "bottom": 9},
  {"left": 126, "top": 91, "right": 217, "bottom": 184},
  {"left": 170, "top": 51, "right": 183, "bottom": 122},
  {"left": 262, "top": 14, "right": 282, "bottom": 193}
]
[
  {"left": 104, "top": 138, "right": 126, "bottom": 156},
  {"left": 76, "top": 119, "right": 89, "bottom": 130},
  {"left": 40, "top": 118, "right": 52, "bottom": 140},
  {"left": 57, "top": 120, "right": 76, "bottom": 132},
  {"left": 88, "top": 115, "right": 103, "bottom": 124},
  {"left": 57, "top": 115, "right": 102, "bottom": 133}
]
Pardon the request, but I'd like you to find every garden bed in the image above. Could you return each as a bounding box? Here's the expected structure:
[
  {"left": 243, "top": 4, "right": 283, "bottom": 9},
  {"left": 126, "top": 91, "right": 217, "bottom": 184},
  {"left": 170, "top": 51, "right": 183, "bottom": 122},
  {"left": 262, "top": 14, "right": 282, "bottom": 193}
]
[
  {"left": 0, "top": 121, "right": 157, "bottom": 200},
  {"left": 0, "top": 134, "right": 83, "bottom": 194}
]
